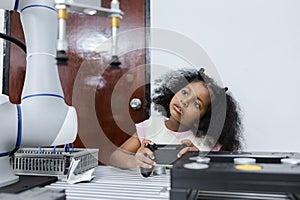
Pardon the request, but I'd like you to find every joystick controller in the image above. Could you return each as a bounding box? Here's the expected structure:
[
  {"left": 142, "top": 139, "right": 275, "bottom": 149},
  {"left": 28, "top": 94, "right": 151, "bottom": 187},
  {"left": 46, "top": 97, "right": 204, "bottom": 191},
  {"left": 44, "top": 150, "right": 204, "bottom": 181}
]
[
  {"left": 140, "top": 143, "right": 157, "bottom": 177},
  {"left": 140, "top": 143, "right": 188, "bottom": 177}
]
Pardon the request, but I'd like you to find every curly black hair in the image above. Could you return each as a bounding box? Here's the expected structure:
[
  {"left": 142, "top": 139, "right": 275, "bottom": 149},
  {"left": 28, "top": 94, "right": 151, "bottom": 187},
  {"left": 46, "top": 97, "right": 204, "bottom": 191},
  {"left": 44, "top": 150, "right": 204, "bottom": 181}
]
[{"left": 152, "top": 68, "right": 243, "bottom": 151}]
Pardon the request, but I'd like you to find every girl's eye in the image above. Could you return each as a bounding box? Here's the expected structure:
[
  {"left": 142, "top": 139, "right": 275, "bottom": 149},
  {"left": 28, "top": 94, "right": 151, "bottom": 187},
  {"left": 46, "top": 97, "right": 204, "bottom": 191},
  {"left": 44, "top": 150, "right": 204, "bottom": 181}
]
[
  {"left": 193, "top": 101, "right": 201, "bottom": 109},
  {"left": 181, "top": 89, "right": 188, "bottom": 96}
]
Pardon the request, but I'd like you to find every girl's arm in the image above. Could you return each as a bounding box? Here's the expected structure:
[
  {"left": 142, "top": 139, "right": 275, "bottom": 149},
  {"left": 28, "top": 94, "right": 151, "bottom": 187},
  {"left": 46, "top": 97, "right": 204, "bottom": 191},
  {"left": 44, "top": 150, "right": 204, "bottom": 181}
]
[{"left": 109, "top": 133, "right": 155, "bottom": 169}]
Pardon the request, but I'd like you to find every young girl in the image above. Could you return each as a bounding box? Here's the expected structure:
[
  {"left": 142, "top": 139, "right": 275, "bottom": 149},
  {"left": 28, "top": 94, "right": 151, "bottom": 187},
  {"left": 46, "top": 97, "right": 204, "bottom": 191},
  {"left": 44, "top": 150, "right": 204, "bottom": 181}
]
[{"left": 109, "top": 68, "right": 243, "bottom": 169}]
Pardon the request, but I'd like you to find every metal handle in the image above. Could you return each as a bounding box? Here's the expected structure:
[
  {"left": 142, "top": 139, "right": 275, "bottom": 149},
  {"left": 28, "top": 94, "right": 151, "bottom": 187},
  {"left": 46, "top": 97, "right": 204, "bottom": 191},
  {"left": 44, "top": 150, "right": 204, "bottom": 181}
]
[{"left": 130, "top": 98, "right": 142, "bottom": 110}]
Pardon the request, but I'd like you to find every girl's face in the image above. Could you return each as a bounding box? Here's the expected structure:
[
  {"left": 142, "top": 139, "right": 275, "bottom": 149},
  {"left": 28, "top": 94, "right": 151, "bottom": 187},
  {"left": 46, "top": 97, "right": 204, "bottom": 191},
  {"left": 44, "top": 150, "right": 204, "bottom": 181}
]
[{"left": 169, "top": 81, "right": 211, "bottom": 131}]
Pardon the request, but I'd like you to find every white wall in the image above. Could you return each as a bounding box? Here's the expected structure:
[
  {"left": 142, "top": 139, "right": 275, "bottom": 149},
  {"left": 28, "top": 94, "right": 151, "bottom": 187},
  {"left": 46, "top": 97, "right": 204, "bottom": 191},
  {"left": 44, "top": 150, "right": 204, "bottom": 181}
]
[
  {"left": 151, "top": 0, "right": 300, "bottom": 152},
  {"left": 0, "top": 10, "right": 4, "bottom": 93}
]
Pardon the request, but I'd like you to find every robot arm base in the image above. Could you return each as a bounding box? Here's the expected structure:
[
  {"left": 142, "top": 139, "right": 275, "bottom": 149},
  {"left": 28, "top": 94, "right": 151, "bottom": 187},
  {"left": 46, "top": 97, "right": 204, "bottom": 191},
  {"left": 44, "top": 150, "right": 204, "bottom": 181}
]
[
  {"left": 0, "top": 157, "right": 19, "bottom": 188},
  {"left": 51, "top": 106, "right": 78, "bottom": 146}
]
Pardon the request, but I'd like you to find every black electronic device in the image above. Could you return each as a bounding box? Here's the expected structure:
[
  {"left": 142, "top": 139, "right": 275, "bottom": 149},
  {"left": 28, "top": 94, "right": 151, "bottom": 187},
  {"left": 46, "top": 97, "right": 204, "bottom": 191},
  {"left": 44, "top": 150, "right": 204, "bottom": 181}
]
[
  {"left": 140, "top": 143, "right": 188, "bottom": 177},
  {"left": 0, "top": 175, "right": 58, "bottom": 194},
  {"left": 170, "top": 151, "right": 300, "bottom": 200}
]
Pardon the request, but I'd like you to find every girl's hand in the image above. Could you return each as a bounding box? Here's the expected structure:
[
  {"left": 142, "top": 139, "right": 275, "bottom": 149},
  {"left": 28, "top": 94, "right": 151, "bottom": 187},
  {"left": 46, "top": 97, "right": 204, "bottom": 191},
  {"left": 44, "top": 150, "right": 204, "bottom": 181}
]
[
  {"left": 135, "top": 139, "right": 156, "bottom": 168},
  {"left": 177, "top": 139, "right": 199, "bottom": 158}
]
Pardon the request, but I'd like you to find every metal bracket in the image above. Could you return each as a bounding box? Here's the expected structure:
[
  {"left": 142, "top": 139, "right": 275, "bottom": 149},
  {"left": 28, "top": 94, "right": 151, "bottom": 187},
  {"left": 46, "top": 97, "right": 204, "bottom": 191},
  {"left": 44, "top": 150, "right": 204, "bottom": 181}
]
[{"left": 55, "top": 0, "right": 123, "bottom": 18}]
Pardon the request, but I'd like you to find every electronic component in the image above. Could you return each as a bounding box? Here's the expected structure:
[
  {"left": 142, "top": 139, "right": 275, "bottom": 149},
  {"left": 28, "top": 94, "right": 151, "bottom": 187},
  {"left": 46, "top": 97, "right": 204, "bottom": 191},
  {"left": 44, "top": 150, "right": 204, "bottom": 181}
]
[{"left": 170, "top": 151, "right": 300, "bottom": 200}]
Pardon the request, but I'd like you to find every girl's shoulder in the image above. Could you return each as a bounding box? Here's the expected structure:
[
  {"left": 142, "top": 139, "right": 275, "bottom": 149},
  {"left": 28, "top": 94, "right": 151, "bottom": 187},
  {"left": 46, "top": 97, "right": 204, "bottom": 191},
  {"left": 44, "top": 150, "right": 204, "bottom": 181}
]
[
  {"left": 135, "top": 115, "right": 167, "bottom": 143},
  {"left": 135, "top": 115, "right": 166, "bottom": 129}
]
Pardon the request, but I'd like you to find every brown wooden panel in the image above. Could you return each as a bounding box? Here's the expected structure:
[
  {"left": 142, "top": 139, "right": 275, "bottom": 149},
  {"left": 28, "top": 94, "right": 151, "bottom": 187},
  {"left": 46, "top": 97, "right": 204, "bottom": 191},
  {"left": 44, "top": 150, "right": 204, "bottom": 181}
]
[{"left": 9, "top": 12, "right": 25, "bottom": 104}]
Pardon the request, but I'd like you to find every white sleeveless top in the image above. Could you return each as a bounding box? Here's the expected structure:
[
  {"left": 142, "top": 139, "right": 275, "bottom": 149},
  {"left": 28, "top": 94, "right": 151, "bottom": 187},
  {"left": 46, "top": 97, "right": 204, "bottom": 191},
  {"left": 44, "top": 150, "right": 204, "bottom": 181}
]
[{"left": 135, "top": 115, "right": 222, "bottom": 151}]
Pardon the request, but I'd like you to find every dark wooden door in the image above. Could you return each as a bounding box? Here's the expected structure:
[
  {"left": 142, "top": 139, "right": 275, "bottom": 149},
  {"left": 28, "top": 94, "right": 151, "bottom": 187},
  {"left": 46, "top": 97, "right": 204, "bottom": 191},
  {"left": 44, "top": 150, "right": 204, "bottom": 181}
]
[{"left": 7, "top": 0, "right": 149, "bottom": 165}]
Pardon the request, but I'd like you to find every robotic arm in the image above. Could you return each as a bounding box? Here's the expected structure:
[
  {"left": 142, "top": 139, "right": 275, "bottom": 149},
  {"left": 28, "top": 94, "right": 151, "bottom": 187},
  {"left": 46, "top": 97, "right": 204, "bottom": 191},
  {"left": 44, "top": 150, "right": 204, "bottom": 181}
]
[
  {"left": 0, "top": 0, "right": 77, "bottom": 187},
  {"left": 0, "top": 0, "right": 123, "bottom": 188}
]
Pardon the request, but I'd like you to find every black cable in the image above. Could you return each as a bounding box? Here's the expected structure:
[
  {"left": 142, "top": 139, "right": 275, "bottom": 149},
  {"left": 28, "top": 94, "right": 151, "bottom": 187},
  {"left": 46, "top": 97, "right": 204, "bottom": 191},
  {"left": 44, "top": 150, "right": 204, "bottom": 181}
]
[{"left": 0, "top": 32, "right": 26, "bottom": 53}]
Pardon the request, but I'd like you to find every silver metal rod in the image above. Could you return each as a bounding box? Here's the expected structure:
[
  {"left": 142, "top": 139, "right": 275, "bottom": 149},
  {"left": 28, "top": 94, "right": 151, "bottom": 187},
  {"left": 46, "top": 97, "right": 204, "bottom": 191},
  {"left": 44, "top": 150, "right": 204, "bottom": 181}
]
[
  {"left": 57, "top": 19, "right": 67, "bottom": 51},
  {"left": 111, "top": 26, "right": 118, "bottom": 56}
]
